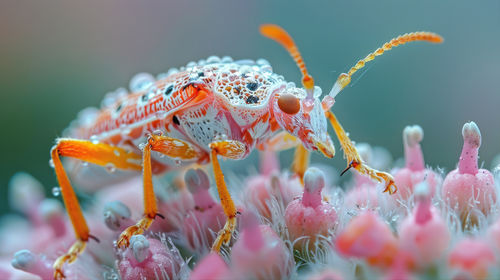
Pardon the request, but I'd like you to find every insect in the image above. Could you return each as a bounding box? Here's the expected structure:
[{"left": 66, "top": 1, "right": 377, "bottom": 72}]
[{"left": 49, "top": 24, "right": 442, "bottom": 278}]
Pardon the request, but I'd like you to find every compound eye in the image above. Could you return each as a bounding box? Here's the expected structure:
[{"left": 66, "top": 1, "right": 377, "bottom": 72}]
[{"left": 277, "top": 93, "right": 300, "bottom": 115}]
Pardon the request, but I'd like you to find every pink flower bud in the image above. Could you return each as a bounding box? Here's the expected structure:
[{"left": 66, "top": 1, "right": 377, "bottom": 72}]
[
  {"left": 189, "top": 252, "right": 230, "bottom": 280},
  {"left": 8, "top": 172, "right": 45, "bottom": 226},
  {"left": 183, "top": 169, "right": 225, "bottom": 252},
  {"left": 398, "top": 183, "right": 450, "bottom": 268},
  {"left": 285, "top": 168, "right": 337, "bottom": 250},
  {"left": 243, "top": 173, "right": 301, "bottom": 221},
  {"left": 335, "top": 211, "right": 398, "bottom": 268},
  {"left": 442, "top": 122, "right": 497, "bottom": 225},
  {"left": 118, "top": 236, "right": 180, "bottom": 280},
  {"left": 103, "top": 201, "right": 133, "bottom": 231},
  {"left": 11, "top": 250, "right": 53, "bottom": 280},
  {"left": 231, "top": 211, "right": 292, "bottom": 279},
  {"left": 449, "top": 238, "right": 496, "bottom": 279},
  {"left": 39, "top": 199, "right": 67, "bottom": 237},
  {"left": 393, "top": 125, "right": 441, "bottom": 200}
]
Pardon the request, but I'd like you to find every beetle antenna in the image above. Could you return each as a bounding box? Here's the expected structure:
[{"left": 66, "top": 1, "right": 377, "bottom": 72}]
[
  {"left": 321, "top": 31, "right": 443, "bottom": 111},
  {"left": 260, "top": 24, "right": 315, "bottom": 100}
]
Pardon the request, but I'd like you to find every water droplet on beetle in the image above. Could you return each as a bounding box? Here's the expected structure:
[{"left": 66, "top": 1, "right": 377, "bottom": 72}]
[
  {"left": 113, "top": 150, "right": 120, "bottom": 157},
  {"left": 90, "top": 135, "right": 99, "bottom": 144},
  {"left": 206, "top": 56, "right": 221, "bottom": 64},
  {"left": 256, "top": 58, "right": 270, "bottom": 66},
  {"left": 129, "top": 73, "right": 155, "bottom": 92},
  {"left": 221, "top": 56, "right": 233, "bottom": 63},
  {"left": 105, "top": 163, "right": 116, "bottom": 173},
  {"left": 52, "top": 187, "right": 61, "bottom": 197},
  {"left": 166, "top": 68, "right": 179, "bottom": 76},
  {"left": 260, "top": 65, "right": 272, "bottom": 72}
]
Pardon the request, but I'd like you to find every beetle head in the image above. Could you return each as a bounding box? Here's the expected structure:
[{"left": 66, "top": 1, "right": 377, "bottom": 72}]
[{"left": 272, "top": 86, "right": 335, "bottom": 158}]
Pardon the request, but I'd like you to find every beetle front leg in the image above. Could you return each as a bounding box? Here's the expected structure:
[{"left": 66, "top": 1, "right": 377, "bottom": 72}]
[
  {"left": 208, "top": 140, "right": 246, "bottom": 252},
  {"left": 325, "top": 111, "right": 397, "bottom": 194},
  {"left": 117, "top": 134, "right": 201, "bottom": 248}
]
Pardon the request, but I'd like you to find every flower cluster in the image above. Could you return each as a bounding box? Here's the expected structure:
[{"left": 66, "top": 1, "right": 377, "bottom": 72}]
[{"left": 2, "top": 121, "right": 500, "bottom": 280}]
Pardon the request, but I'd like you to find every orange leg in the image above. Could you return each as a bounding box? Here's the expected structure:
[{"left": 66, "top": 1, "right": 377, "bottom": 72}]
[
  {"left": 51, "top": 139, "right": 142, "bottom": 279},
  {"left": 291, "top": 145, "right": 310, "bottom": 184},
  {"left": 208, "top": 140, "right": 246, "bottom": 252},
  {"left": 116, "top": 134, "right": 201, "bottom": 248},
  {"left": 325, "top": 111, "right": 396, "bottom": 194}
]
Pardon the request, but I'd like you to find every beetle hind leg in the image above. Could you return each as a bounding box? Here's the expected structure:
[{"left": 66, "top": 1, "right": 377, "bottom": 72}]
[
  {"left": 53, "top": 240, "right": 86, "bottom": 279},
  {"left": 50, "top": 139, "right": 142, "bottom": 279},
  {"left": 326, "top": 111, "right": 397, "bottom": 194}
]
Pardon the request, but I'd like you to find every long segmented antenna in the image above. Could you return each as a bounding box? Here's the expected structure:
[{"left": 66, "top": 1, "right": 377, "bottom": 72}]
[
  {"left": 260, "top": 24, "right": 315, "bottom": 99},
  {"left": 322, "top": 31, "right": 444, "bottom": 111}
]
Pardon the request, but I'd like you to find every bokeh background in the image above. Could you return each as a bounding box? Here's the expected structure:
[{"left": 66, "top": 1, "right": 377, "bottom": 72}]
[{"left": 1, "top": 0, "right": 499, "bottom": 214}]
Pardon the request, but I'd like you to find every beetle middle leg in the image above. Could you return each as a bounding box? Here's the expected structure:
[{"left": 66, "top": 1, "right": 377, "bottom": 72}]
[
  {"left": 325, "top": 111, "right": 397, "bottom": 194},
  {"left": 116, "top": 134, "right": 202, "bottom": 248},
  {"left": 208, "top": 140, "right": 246, "bottom": 252}
]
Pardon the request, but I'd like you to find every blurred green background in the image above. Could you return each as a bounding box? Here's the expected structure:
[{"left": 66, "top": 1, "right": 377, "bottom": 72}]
[{"left": 1, "top": 1, "right": 499, "bottom": 214}]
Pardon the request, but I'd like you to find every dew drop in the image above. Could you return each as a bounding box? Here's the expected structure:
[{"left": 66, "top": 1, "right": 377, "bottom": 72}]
[
  {"left": 138, "top": 143, "right": 146, "bottom": 151},
  {"left": 52, "top": 187, "right": 61, "bottom": 197},
  {"left": 206, "top": 56, "right": 221, "bottom": 64},
  {"left": 221, "top": 56, "right": 233, "bottom": 63},
  {"left": 260, "top": 65, "right": 273, "bottom": 72},
  {"left": 82, "top": 161, "right": 89, "bottom": 167},
  {"left": 175, "top": 159, "right": 181, "bottom": 166},
  {"left": 48, "top": 159, "right": 55, "bottom": 168},
  {"left": 166, "top": 68, "right": 179, "bottom": 76},
  {"left": 90, "top": 135, "right": 99, "bottom": 144},
  {"left": 186, "top": 61, "right": 197, "bottom": 68},
  {"left": 105, "top": 163, "right": 116, "bottom": 173},
  {"left": 113, "top": 150, "right": 120, "bottom": 157},
  {"left": 256, "top": 58, "right": 270, "bottom": 66},
  {"left": 129, "top": 73, "right": 155, "bottom": 92}
]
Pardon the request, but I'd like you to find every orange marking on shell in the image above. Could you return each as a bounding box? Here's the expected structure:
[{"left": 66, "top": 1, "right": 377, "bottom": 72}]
[{"left": 277, "top": 93, "right": 301, "bottom": 115}]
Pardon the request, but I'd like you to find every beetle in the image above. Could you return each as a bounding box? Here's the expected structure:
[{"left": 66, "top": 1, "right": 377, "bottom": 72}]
[{"left": 49, "top": 24, "right": 442, "bottom": 278}]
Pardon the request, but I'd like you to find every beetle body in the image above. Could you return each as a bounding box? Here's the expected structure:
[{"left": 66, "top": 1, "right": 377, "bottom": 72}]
[{"left": 67, "top": 56, "right": 333, "bottom": 174}]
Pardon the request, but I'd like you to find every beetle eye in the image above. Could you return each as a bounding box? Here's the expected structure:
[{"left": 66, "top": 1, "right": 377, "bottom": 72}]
[{"left": 277, "top": 93, "right": 300, "bottom": 115}]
